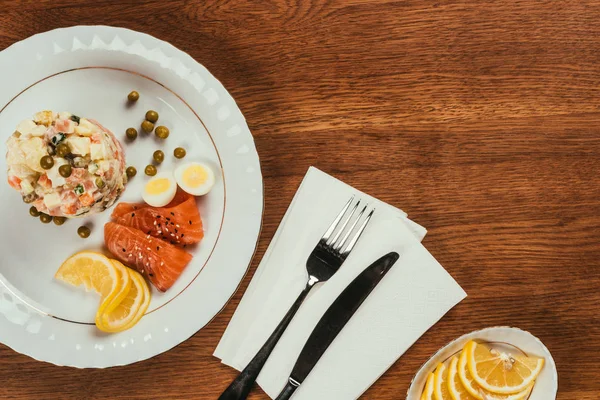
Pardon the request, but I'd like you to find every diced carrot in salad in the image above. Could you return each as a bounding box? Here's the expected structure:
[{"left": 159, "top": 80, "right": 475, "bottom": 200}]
[
  {"left": 79, "top": 193, "right": 95, "bottom": 207},
  {"left": 54, "top": 118, "right": 74, "bottom": 133},
  {"left": 38, "top": 174, "right": 52, "bottom": 189},
  {"left": 91, "top": 133, "right": 103, "bottom": 144},
  {"left": 61, "top": 202, "right": 78, "bottom": 216},
  {"left": 8, "top": 176, "right": 21, "bottom": 190}
]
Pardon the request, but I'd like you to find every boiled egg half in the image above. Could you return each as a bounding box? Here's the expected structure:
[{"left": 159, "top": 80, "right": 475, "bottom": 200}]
[
  {"left": 174, "top": 162, "right": 215, "bottom": 196},
  {"left": 142, "top": 171, "right": 177, "bottom": 207}
]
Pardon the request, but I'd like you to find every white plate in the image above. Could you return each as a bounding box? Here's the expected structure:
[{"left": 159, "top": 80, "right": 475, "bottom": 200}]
[
  {"left": 0, "top": 26, "right": 263, "bottom": 368},
  {"left": 406, "top": 326, "right": 558, "bottom": 399}
]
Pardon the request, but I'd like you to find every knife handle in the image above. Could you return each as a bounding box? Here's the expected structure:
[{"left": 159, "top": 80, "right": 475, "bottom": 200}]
[
  {"left": 219, "top": 284, "right": 313, "bottom": 400},
  {"left": 274, "top": 379, "right": 300, "bottom": 400}
]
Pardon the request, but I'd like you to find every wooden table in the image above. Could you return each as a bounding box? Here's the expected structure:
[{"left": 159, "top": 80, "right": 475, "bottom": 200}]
[{"left": 1, "top": 1, "right": 599, "bottom": 399}]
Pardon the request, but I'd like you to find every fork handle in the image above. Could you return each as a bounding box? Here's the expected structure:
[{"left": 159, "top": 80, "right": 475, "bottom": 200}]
[{"left": 219, "top": 283, "right": 314, "bottom": 400}]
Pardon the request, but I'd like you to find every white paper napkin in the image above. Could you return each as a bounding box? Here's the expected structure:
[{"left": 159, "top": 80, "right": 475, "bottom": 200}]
[{"left": 214, "top": 167, "right": 467, "bottom": 399}]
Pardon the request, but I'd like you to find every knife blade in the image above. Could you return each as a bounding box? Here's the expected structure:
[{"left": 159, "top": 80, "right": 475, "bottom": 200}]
[{"left": 274, "top": 251, "right": 400, "bottom": 400}]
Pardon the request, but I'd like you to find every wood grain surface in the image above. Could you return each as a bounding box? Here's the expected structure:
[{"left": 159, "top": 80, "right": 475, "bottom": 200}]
[{"left": 1, "top": 1, "right": 599, "bottom": 399}]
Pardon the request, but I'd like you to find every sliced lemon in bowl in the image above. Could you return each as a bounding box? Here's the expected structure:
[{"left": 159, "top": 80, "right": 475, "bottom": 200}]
[
  {"left": 454, "top": 352, "right": 532, "bottom": 400},
  {"left": 421, "top": 372, "right": 435, "bottom": 400},
  {"left": 55, "top": 251, "right": 120, "bottom": 303},
  {"left": 465, "top": 340, "right": 544, "bottom": 394},
  {"left": 433, "top": 362, "right": 453, "bottom": 400},
  {"left": 97, "top": 267, "right": 150, "bottom": 333},
  {"left": 447, "top": 356, "right": 478, "bottom": 400}
]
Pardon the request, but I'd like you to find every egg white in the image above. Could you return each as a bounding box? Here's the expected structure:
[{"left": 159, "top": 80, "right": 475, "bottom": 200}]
[
  {"left": 142, "top": 171, "right": 177, "bottom": 207},
  {"left": 174, "top": 162, "right": 215, "bottom": 196}
]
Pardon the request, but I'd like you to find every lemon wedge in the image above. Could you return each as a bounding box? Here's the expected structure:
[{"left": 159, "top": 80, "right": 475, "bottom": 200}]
[
  {"left": 97, "top": 267, "right": 150, "bottom": 333},
  {"left": 55, "top": 251, "right": 120, "bottom": 304},
  {"left": 465, "top": 341, "right": 544, "bottom": 394},
  {"left": 56, "top": 253, "right": 150, "bottom": 333},
  {"left": 421, "top": 372, "right": 435, "bottom": 400},
  {"left": 434, "top": 362, "right": 453, "bottom": 400}
]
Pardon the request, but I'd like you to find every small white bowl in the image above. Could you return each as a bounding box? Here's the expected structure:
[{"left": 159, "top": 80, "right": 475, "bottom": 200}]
[{"left": 406, "top": 326, "right": 558, "bottom": 400}]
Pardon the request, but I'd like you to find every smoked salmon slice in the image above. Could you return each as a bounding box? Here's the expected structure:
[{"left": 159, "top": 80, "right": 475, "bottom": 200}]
[
  {"left": 111, "top": 190, "right": 204, "bottom": 245},
  {"left": 104, "top": 222, "right": 193, "bottom": 292}
]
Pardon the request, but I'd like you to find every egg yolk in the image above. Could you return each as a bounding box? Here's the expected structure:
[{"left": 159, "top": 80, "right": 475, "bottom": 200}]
[
  {"left": 146, "top": 178, "right": 171, "bottom": 194},
  {"left": 182, "top": 165, "right": 208, "bottom": 188}
]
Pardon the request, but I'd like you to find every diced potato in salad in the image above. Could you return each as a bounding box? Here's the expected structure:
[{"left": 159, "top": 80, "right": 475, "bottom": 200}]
[{"left": 5, "top": 111, "right": 127, "bottom": 217}]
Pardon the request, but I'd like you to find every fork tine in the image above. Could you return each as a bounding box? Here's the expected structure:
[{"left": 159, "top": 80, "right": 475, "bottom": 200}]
[
  {"left": 329, "top": 200, "right": 360, "bottom": 247},
  {"left": 335, "top": 204, "right": 367, "bottom": 251},
  {"left": 342, "top": 208, "right": 374, "bottom": 256},
  {"left": 322, "top": 196, "right": 354, "bottom": 242}
]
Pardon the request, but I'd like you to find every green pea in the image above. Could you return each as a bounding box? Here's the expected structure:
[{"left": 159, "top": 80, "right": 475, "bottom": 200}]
[
  {"left": 96, "top": 177, "right": 105, "bottom": 189},
  {"left": 40, "top": 155, "right": 54, "bottom": 170},
  {"left": 126, "top": 166, "right": 137, "bottom": 178},
  {"left": 145, "top": 165, "right": 157, "bottom": 176},
  {"left": 154, "top": 126, "right": 169, "bottom": 139},
  {"left": 174, "top": 147, "right": 186, "bottom": 159},
  {"left": 153, "top": 150, "right": 164, "bottom": 164},
  {"left": 53, "top": 216, "right": 67, "bottom": 226},
  {"left": 23, "top": 194, "right": 36, "bottom": 204},
  {"left": 141, "top": 120, "right": 154, "bottom": 133},
  {"left": 59, "top": 164, "right": 72, "bottom": 178},
  {"left": 128, "top": 91, "right": 140, "bottom": 102},
  {"left": 126, "top": 128, "right": 138, "bottom": 140},
  {"left": 77, "top": 226, "right": 91, "bottom": 238},
  {"left": 145, "top": 110, "right": 159, "bottom": 123},
  {"left": 29, "top": 206, "right": 40, "bottom": 217},
  {"left": 39, "top": 213, "right": 52, "bottom": 224},
  {"left": 56, "top": 143, "right": 70, "bottom": 157}
]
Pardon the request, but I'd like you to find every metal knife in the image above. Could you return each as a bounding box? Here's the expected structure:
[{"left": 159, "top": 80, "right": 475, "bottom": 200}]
[{"left": 274, "top": 251, "right": 400, "bottom": 400}]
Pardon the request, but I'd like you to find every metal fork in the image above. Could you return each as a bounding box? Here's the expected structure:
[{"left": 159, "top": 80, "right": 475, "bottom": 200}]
[{"left": 219, "top": 197, "right": 374, "bottom": 400}]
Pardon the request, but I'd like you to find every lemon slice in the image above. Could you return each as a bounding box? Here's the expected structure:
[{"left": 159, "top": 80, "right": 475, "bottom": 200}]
[
  {"left": 97, "top": 260, "right": 132, "bottom": 317},
  {"left": 421, "top": 372, "right": 435, "bottom": 400},
  {"left": 465, "top": 341, "right": 544, "bottom": 394},
  {"left": 97, "top": 268, "right": 150, "bottom": 333},
  {"left": 448, "top": 356, "right": 478, "bottom": 400},
  {"left": 434, "top": 362, "right": 453, "bottom": 400},
  {"left": 120, "top": 269, "right": 151, "bottom": 331},
  {"left": 458, "top": 348, "right": 534, "bottom": 399},
  {"left": 458, "top": 349, "right": 484, "bottom": 399},
  {"left": 55, "top": 251, "right": 120, "bottom": 303}
]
